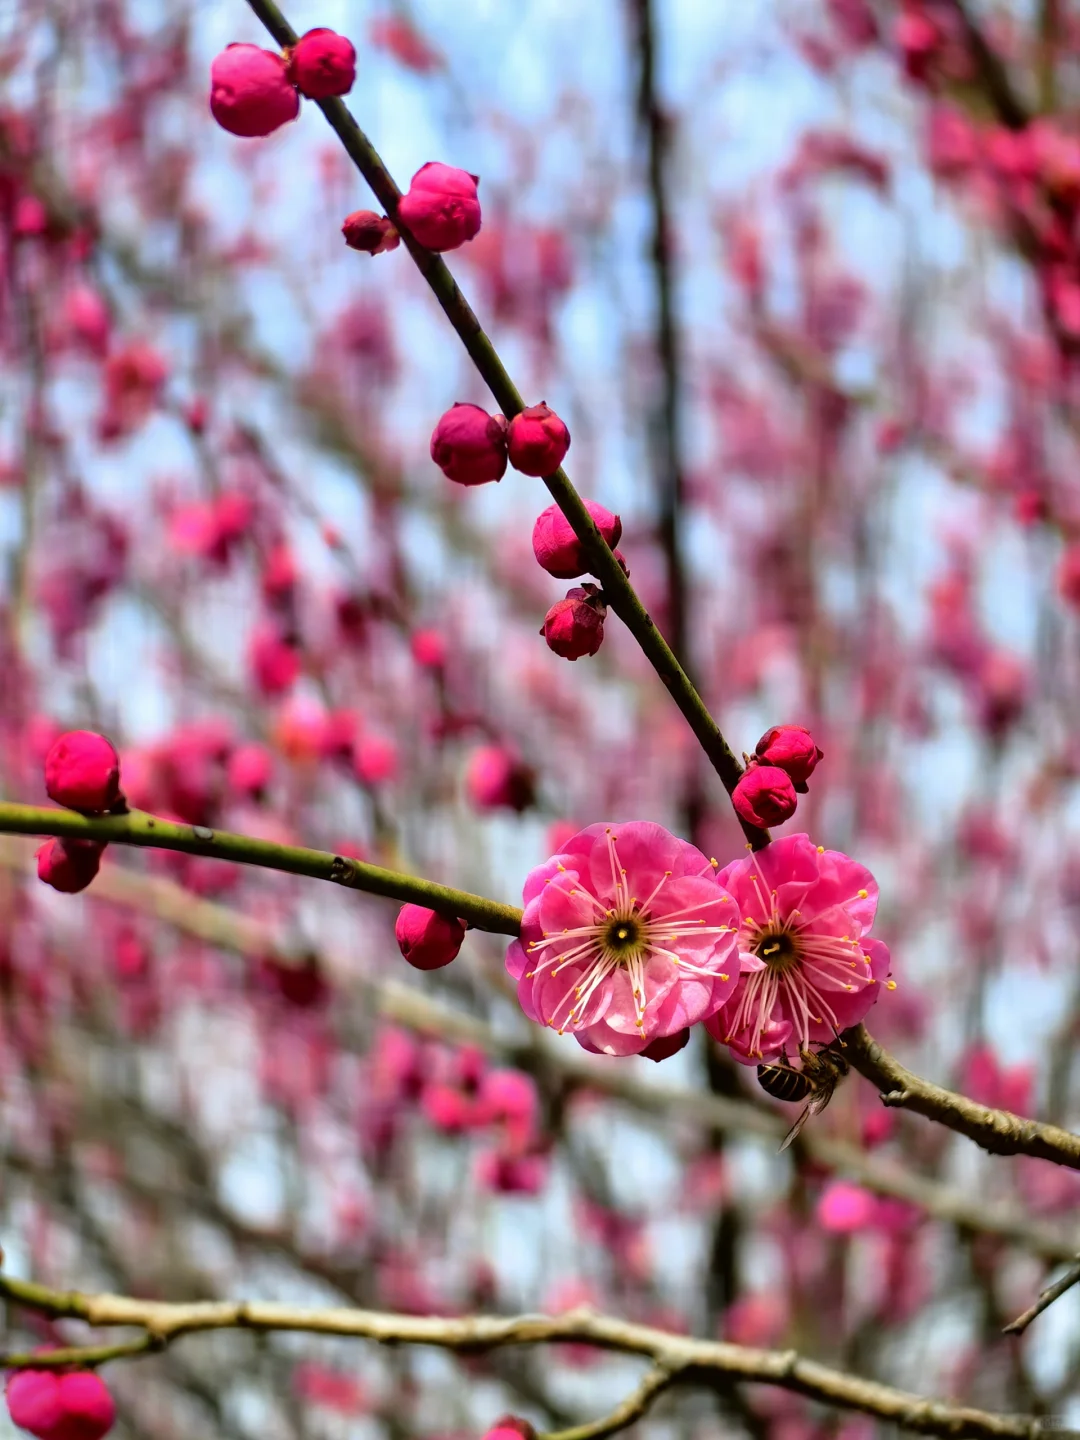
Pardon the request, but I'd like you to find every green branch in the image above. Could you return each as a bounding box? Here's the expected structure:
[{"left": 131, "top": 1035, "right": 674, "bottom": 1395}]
[{"left": 0, "top": 804, "right": 522, "bottom": 936}]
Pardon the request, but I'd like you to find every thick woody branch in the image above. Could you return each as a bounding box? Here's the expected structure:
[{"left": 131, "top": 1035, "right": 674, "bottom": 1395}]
[
  {"left": 846, "top": 1026, "right": 1080, "bottom": 1171},
  {"left": 0, "top": 1275, "right": 1046, "bottom": 1440},
  {"left": 242, "top": 0, "right": 766, "bottom": 846},
  {"left": 0, "top": 803, "right": 522, "bottom": 936}
]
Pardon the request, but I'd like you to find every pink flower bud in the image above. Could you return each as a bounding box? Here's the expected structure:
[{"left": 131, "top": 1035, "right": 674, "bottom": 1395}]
[
  {"left": 227, "top": 742, "right": 273, "bottom": 798},
  {"left": 484, "top": 1420, "right": 537, "bottom": 1440},
  {"left": 397, "top": 162, "right": 481, "bottom": 252},
  {"left": 732, "top": 765, "right": 797, "bottom": 828},
  {"left": 410, "top": 628, "right": 446, "bottom": 668},
  {"left": 816, "top": 1180, "right": 877, "bottom": 1234},
  {"left": 430, "top": 403, "right": 508, "bottom": 486},
  {"left": 63, "top": 285, "right": 110, "bottom": 355},
  {"left": 44, "top": 731, "right": 122, "bottom": 813},
  {"left": 36, "top": 839, "right": 105, "bottom": 894},
  {"left": 531, "top": 501, "right": 622, "bottom": 579},
  {"left": 354, "top": 733, "right": 398, "bottom": 786},
  {"left": 639, "top": 1027, "right": 690, "bottom": 1063},
  {"left": 8, "top": 1371, "right": 116, "bottom": 1440},
  {"left": 249, "top": 625, "right": 301, "bottom": 696},
  {"left": 394, "top": 904, "right": 466, "bottom": 971},
  {"left": 754, "top": 724, "right": 823, "bottom": 793},
  {"left": 507, "top": 403, "right": 571, "bottom": 476},
  {"left": 286, "top": 28, "right": 356, "bottom": 98},
  {"left": 465, "top": 746, "right": 535, "bottom": 813},
  {"left": 541, "top": 585, "right": 606, "bottom": 660},
  {"left": 210, "top": 44, "right": 300, "bottom": 138},
  {"left": 342, "top": 210, "right": 400, "bottom": 255}
]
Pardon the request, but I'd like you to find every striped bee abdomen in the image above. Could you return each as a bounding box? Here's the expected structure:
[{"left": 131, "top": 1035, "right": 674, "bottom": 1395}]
[{"left": 756, "top": 1061, "right": 814, "bottom": 1104}]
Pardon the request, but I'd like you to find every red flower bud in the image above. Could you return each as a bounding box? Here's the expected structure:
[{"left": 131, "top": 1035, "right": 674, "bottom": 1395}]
[
  {"left": 640, "top": 1027, "right": 690, "bottom": 1063},
  {"left": 531, "top": 501, "right": 622, "bottom": 578},
  {"left": 228, "top": 742, "right": 273, "bottom": 799},
  {"left": 8, "top": 1370, "right": 115, "bottom": 1440},
  {"left": 342, "top": 210, "right": 400, "bottom": 255},
  {"left": 36, "top": 839, "right": 105, "bottom": 894},
  {"left": 210, "top": 44, "right": 300, "bottom": 138},
  {"left": 430, "top": 403, "right": 508, "bottom": 485},
  {"left": 286, "top": 27, "right": 356, "bottom": 98},
  {"left": 507, "top": 403, "right": 571, "bottom": 476},
  {"left": 44, "top": 731, "right": 122, "bottom": 813},
  {"left": 354, "top": 733, "right": 398, "bottom": 785},
  {"left": 732, "top": 765, "right": 797, "bottom": 828},
  {"left": 465, "top": 746, "right": 535, "bottom": 813},
  {"left": 394, "top": 904, "right": 466, "bottom": 971},
  {"left": 541, "top": 586, "right": 606, "bottom": 660},
  {"left": 397, "top": 162, "right": 481, "bottom": 252},
  {"left": 410, "top": 629, "right": 446, "bottom": 668},
  {"left": 1058, "top": 541, "right": 1080, "bottom": 609},
  {"left": 484, "top": 1421, "right": 537, "bottom": 1440},
  {"left": 753, "top": 724, "right": 823, "bottom": 793}
]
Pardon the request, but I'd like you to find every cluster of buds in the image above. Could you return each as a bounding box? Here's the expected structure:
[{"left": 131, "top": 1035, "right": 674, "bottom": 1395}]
[
  {"left": 429, "top": 402, "right": 571, "bottom": 486},
  {"left": 532, "top": 500, "right": 624, "bottom": 662},
  {"left": 343, "top": 160, "right": 486, "bottom": 258},
  {"left": 38, "top": 730, "right": 126, "bottom": 894},
  {"left": 210, "top": 27, "right": 355, "bottom": 138},
  {"left": 731, "top": 724, "right": 824, "bottom": 829},
  {"left": 7, "top": 1369, "right": 115, "bottom": 1440}
]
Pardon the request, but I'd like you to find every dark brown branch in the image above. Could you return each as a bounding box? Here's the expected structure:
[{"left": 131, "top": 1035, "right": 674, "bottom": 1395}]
[{"left": 846, "top": 1026, "right": 1080, "bottom": 1170}]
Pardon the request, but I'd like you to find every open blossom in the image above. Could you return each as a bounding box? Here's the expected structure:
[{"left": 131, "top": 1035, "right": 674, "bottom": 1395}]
[
  {"left": 706, "top": 833, "right": 891, "bottom": 1064},
  {"left": 506, "top": 822, "right": 741, "bottom": 1056}
]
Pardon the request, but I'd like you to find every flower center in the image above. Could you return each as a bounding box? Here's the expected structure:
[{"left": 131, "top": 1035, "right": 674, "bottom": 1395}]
[
  {"left": 604, "top": 915, "right": 642, "bottom": 956},
  {"left": 754, "top": 928, "right": 799, "bottom": 973}
]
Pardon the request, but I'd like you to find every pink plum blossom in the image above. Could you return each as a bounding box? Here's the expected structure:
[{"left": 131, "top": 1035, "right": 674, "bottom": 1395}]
[
  {"left": 706, "top": 832, "right": 891, "bottom": 1063},
  {"left": 506, "top": 821, "right": 741, "bottom": 1055}
]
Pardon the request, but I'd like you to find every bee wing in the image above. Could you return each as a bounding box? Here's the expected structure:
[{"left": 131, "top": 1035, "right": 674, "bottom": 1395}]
[{"left": 776, "top": 1086, "right": 835, "bottom": 1154}]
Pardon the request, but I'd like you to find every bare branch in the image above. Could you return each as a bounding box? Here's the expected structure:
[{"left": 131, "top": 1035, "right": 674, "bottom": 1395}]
[
  {"left": 541, "top": 1363, "right": 677, "bottom": 1440},
  {"left": 1003, "top": 1256, "right": 1080, "bottom": 1336},
  {"left": 0, "top": 1276, "right": 1049, "bottom": 1439},
  {"left": 845, "top": 1026, "right": 1080, "bottom": 1171}
]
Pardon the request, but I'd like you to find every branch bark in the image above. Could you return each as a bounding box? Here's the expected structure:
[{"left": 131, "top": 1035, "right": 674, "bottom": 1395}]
[
  {"left": 0, "top": 803, "right": 522, "bottom": 935},
  {"left": 846, "top": 1025, "right": 1080, "bottom": 1170},
  {"left": 0, "top": 1275, "right": 1047, "bottom": 1440}
]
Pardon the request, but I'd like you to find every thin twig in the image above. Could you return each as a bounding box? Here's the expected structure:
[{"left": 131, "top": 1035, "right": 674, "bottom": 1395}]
[
  {"left": 1002, "top": 1256, "right": 1080, "bottom": 1336},
  {"left": 541, "top": 1362, "right": 677, "bottom": 1440}
]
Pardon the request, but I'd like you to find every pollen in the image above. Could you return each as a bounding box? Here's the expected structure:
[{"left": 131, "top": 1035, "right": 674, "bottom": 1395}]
[
  {"left": 886, "top": 980, "right": 897, "bottom": 990},
  {"left": 857, "top": 889, "right": 867, "bottom": 898}
]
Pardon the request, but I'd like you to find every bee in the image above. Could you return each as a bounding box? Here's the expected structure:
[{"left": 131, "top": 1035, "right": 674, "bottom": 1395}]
[{"left": 756, "top": 1043, "right": 850, "bottom": 1152}]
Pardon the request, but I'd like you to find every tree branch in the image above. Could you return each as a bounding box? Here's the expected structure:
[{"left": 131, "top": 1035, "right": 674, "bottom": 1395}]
[
  {"left": 845, "top": 1026, "right": 1080, "bottom": 1170},
  {"left": 0, "top": 803, "right": 522, "bottom": 935},
  {"left": 542, "top": 1362, "right": 676, "bottom": 1440},
  {"left": 6, "top": 839, "right": 1073, "bottom": 1263},
  {"left": 241, "top": 0, "right": 767, "bottom": 846},
  {"left": 0, "top": 1275, "right": 1047, "bottom": 1439},
  {"left": 1002, "top": 1255, "right": 1080, "bottom": 1336}
]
